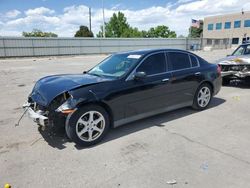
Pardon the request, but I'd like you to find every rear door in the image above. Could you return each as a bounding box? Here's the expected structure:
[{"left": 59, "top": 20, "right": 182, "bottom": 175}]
[{"left": 167, "top": 51, "right": 202, "bottom": 105}]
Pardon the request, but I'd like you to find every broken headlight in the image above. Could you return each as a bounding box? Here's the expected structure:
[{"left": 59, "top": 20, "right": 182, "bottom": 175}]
[{"left": 56, "top": 94, "right": 76, "bottom": 114}]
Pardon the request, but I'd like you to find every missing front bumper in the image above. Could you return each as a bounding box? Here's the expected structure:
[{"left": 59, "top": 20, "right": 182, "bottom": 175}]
[{"left": 23, "top": 103, "right": 48, "bottom": 127}]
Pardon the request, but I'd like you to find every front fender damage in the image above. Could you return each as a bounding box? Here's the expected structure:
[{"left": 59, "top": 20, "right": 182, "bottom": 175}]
[{"left": 55, "top": 89, "right": 99, "bottom": 114}]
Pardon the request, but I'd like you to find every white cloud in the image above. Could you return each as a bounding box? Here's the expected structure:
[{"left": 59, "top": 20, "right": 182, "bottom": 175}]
[
  {"left": 25, "top": 7, "right": 55, "bottom": 16},
  {"left": 1, "top": 1, "right": 250, "bottom": 37},
  {"left": 5, "top": 9, "right": 21, "bottom": 18}
]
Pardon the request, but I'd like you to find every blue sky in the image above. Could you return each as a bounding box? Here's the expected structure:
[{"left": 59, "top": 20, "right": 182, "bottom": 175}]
[
  {"left": 0, "top": 0, "right": 250, "bottom": 37},
  {"left": 0, "top": 0, "right": 175, "bottom": 12}
]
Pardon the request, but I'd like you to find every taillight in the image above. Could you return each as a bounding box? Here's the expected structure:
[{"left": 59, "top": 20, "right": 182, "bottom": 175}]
[{"left": 217, "top": 65, "right": 221, "bottom": 74}]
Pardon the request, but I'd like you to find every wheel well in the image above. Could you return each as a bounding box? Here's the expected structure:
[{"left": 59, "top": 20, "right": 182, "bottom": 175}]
[
  {"left": 77, "top": 101, "right": 114, "bottom": 128},
  {"left": 200, "top": 81, "right": 214, "bottom": 94}
]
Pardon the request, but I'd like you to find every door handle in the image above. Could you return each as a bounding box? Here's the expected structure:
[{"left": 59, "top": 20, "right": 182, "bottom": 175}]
[
  {"left": 162, "top": 78, "right": 170, "bottom": 82},
  {"left": 195, "top": 72, "right": 201, "bottom": 76}
]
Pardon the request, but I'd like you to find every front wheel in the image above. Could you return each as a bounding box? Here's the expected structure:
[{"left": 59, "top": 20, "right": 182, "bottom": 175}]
[
  {"left": 222, "top": 77, "right": 231, "bottom": 85},
  {"left": 66, "top": 105, "right": 110, "bottom": 147},
  {"left": 192, "top": 83, "right": 212, "bottom": 110}
]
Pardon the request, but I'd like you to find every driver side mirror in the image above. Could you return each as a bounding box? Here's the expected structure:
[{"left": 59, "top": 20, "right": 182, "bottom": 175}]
[{"left": 134, "top": 71, "right": 147, "bottom": 80}]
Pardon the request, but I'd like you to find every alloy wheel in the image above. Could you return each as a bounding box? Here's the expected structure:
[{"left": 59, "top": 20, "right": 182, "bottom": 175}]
[
  {"left": 76, "top": 111, "right": 105, "bottom": 142},
  {"left": 197, "top": 86, "right": 211, "bottom": 108}
]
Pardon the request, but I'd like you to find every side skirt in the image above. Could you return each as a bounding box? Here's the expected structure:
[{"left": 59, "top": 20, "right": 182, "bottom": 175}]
[{"left": 113, "top": 101, "right": 192, "bottom": 128}]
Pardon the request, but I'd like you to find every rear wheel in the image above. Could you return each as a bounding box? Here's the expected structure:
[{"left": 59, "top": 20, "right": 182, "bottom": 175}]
[
  {"left": 66, "top": 105, "right": 110, "bottom": 147},
  {"left": 192, "top": 83, "right": 212, "bottom": 110}
]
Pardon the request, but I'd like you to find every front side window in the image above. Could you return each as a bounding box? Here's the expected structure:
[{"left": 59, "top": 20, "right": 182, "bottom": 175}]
[
  {"left": 208, "top": 24, "right": 213, "bottom": 31},
  {"left": 89, "top": 53, "right": 141, "bottom": 78},
  {"left": 224, "top": 22, "right": 231, "bottom": 29},
  {"left": 244, "top": 20, "right": 250, "bottom": 27},
  {"left": 216, "top": 23, "right": 222, "bottom": 30},
  {"left": 168, "top": 52, "right": 191, "bottom": 71},
  {"left": 136, "top": 53, "right": 166, "bottom": 75},
  {"left": 234, "top": 20, "right": 241, "bottom": 28}
]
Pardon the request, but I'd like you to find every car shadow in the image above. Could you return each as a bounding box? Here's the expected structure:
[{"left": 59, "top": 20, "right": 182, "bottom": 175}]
[{"left": 39, "top": 97, "right": 226, "bottom": 150}]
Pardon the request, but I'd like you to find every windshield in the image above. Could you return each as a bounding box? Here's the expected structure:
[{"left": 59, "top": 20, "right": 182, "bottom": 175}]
[
  {"left": 232, "top": 46, "right": 245, "bottom": 56},
  {"left": 88, "top": 53, "right": 142, "bottom": 78}
]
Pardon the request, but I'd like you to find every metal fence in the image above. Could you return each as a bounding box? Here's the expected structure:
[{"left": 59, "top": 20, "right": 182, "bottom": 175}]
[
  {"left": 202, "top": 38, "right": 233, "bottom": 50},
  {"left": 0, "top": 37, "right": 202, "bottom": 57}
]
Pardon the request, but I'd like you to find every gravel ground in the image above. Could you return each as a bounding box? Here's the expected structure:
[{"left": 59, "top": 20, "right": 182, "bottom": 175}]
[{"left": 1, "top": 49, "right": 250, "bottom": 188}]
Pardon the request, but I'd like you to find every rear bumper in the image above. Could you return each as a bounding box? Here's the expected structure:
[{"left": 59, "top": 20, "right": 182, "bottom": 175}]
[
  {"left": 213, "top": 76, "right": 222, "bottom": 96},
  {"left": 23, "top": 103, "right": 48, "bottom": 127}
]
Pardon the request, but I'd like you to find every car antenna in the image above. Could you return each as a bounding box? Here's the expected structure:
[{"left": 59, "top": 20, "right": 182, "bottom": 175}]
[{"left": 15, "top": 108, "right": 28, "bottom": 126}]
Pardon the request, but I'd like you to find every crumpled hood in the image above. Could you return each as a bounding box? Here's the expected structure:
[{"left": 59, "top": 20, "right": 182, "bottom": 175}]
[
  {"left": 216, "top": 55, "right": 250, "bottom": 65},
  {"left": 30, "top": 73, "right": 112, "bottom": 106}
]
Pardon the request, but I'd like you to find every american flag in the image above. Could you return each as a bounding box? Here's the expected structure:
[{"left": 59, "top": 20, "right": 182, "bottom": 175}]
[{"left": 191, "top": 19, "right": 200, "bottom": 28}]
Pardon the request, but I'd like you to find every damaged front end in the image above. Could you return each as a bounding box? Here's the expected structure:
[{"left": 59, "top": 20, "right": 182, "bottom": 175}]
[
  {"left": 218, "top": 58, "right": 250, "bottom": 79},
  {"left": 24, "top": 92, "right": 75, "bottom": 128}
]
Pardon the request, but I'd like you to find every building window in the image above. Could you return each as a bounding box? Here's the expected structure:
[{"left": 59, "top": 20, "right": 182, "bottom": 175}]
[
  {"left": 216, "top": 23, "right": 222, "bottom": 30},
  {"left": 234, "top": 20, "right": 241, "bottom": 28},
  {"left": 223, "top": 39, "right": 229, "bottom": 45},
  {"left": 244, "top": 20, "right": 250, "bottom": 27},
  {"left": 207, "top": 24, "right": 213, "bottom": 31},
  {"left": 232, "top": 38, "right": 239, "bottom": 44},
  {"left": 224, "top": 22, "right": 231, "bottom": 29},
  {"left": 214, "top": 39, "right": 220, "bottom": 45},
  {"left": 207, "top": 39, "right": 212, "bottom": 45}
]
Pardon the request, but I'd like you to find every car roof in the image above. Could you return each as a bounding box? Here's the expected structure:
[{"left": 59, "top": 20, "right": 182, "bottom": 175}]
[
  {"left": 115, "top": 48, "right": 190, "bottom": 56},
  {"left": 240, "top": 43, "right": 250, "bottom": 46}
]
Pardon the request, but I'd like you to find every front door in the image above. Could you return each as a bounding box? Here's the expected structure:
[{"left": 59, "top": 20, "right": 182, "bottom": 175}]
[{"left": 114, "top": 52, "right": 173, "bottom": 120}]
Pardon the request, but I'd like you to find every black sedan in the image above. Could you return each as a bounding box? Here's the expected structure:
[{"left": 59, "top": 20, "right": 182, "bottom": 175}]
[{"left": 24, "top": 49, "right": 222, "bottom": 146}]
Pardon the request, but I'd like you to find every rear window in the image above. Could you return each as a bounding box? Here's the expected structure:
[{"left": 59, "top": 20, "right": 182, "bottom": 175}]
[
  {"left": 190, "top": 55, "right": 199, "bottom": 67},
  {"left": 168, "top": 52, "right": 191, "bottom": 70}
]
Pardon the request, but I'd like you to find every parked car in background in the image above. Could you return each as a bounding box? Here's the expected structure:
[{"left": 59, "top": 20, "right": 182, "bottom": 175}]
[
  {"left": 217, "top": 43, "right": 250, "bottom": 85},
  {"left": 24, "top": 49, "right": 222, "bottom": 146}
]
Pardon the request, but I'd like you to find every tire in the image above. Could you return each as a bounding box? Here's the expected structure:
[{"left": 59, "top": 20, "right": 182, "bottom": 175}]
[
  {"left": 66, "top": 104, "right": 110, "bottom": 147},
  {"left": 245, "top": 77, "right": 250, "bottom": 83},
  {"left": 222, "top": 77, "right": 230, "bottom": 86},
  {"left": 192, "top": 83, "right": 212, "bottom": 110}
]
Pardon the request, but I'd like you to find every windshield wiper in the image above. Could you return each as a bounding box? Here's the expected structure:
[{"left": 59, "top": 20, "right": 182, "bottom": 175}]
[{"left": 86, "top": 72, "right": 104, "bottom": 77}]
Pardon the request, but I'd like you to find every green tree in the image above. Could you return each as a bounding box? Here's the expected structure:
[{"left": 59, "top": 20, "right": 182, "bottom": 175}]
[
  {"left": 74, "top": 25, "right": 93, "bottom": 37},
  {"left": 147, "top": 25, "right": 176, "bottom": 38},
  {"left": 22, "top": 29, "right": 58, "bottom": 37},
  {"left": 97, "top": 12, "right": 177, "bottom": 38},
  {"left": 105, "top": 11, "right": 130, "bottom": 37},
  {"left": 188, "top": 20, "right": 203, "bottom": 38},
  {"left": 121, "top": 27, "right": 143, "bottom": 38}
]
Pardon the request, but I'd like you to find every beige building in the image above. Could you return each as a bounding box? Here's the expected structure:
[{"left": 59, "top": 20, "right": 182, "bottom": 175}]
[{"left": 203, "top": 11, "right": 250, "bottom": 47}]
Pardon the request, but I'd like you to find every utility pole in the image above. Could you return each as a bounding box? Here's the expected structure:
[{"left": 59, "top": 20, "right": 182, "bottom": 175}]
[
  {"left": 89, "top": 7, "right": 92, "bottom": 32},
  {"left": 102, "top": 0, "right": 106, "bottom": 38}
]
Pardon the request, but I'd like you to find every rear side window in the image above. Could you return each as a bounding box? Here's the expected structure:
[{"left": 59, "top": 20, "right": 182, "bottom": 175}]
[
  {"left": 168, "top": 52, "right": 191, "bottom": 70},
  {"left": 137, "top": 53, "right": 166, "bottom": 75},
  {"left": 190, "top": 55, "right": 199, "bottom": 67}
]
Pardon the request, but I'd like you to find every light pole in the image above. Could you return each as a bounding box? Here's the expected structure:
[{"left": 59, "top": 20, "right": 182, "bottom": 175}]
[{"left": 102, "top": 0, "right": 106, "bottom": 38}]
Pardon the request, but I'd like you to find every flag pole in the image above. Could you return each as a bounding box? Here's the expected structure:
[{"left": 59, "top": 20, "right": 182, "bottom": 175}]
[{"left": 102, "top": 0, "right": 106, "bottom": 38}]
